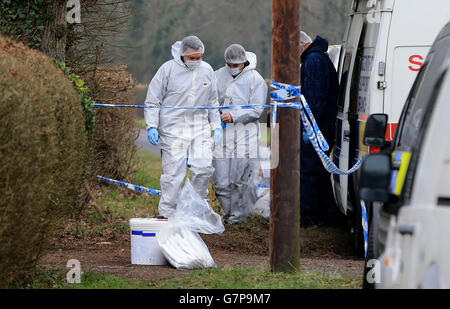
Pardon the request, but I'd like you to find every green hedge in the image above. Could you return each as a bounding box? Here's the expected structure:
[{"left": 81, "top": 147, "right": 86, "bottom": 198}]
[{"left": 0, "top": 35, "right": 90, "bottom": 288}]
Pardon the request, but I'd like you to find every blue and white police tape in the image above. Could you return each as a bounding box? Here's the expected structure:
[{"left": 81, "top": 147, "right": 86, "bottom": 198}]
[
  {"left": 270, "top": 82, "right": 329, "bottom": 152},
  {"left": 270, "top": 81, "right": 365, "bottom": 175},
  {"left": 93, "top": 80, "right": 303, "bottom": 133},
  {"left": 94, "top": 100, "right": 303, "bottom": 136},
  {"left": 361, "top": 201, "right": 369, "bottom": 258},
  {"left": 93, "top": 103, "right": 272, "bottom": 110},
  {"left": 96, "top": 175, "right": 161, "bottom": 196},
  {"left": 93, "top": 81, "right": 364, "bottom": 175},
  {"left": 270, "top": 84, "right": 301, "bottom": 101},
  {"left": 299, "top": 94, "right": 329, "bottom": 152},
  {"left": 299, "top": 97, "right": 366, "bottom": 175},
  {"left": 270, "top": 81, "right": 301, "bottom": 93},
  {"left": 270, "top": 83, "right": 328, "bottom": 153},
  {"left": 270, "top": 81, "right": 301, "bottom": 128},
  {"left": 92, "top": 102, "right": 306, "bottom": 111}
]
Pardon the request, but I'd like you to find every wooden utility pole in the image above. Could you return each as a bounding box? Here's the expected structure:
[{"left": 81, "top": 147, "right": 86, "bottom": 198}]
[{"left": 270, "top": 0, "right": 301, "bottom": 273}]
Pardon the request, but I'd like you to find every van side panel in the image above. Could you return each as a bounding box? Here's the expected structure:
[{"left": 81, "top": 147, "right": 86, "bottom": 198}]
[
  {"left": 386, "top": 0, "right": 450, "bottom": 130},
  {"left": 391, "top": 46, "right": 430, "bottom": 131}
]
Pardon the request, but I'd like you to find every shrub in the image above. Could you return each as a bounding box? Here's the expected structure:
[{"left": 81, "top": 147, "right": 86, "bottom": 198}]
[
  {"left": 58, "top": 62, "right": 96, "bottom": 135},
  {"left": 84, "top": 66, "right": 138, "bottom": 180},
  {"left": 0, "top": 35, "right": 90, "bottom": 288}
]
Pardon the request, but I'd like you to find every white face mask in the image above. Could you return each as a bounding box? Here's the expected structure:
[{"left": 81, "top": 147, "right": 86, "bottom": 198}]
[
  {"left": 185, "top": 60, "right": 201, "bottom": 70},
  {"left": 228, "top": 65, "right": 242, "bottom": 76}
]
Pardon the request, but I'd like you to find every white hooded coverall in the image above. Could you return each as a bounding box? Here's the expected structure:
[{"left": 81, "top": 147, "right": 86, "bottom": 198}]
[
  {"left": 213, "top": 52, "right": 268, "bottom": 224},
  {"left": 144, "top": 42, "right": 222, "bottom": 218}
]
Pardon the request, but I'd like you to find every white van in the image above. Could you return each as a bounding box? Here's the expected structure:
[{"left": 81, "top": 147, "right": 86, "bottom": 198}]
[
  {"left": 332, "top": 0, "right": 450, "bottom": 254},
  {"left": 359, "top": 22, "right": 450, "bottom": 288}
]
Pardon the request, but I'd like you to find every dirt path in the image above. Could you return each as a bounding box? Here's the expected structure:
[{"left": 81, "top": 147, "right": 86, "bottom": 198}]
[
  {"left": 42, "top": 240, "right": 364, "bottom": 281},
  {"left": 41, "top": 220, "right": 364, "bottom": 282},
  {"left": 41, "top": 238, "right": 272, "bottom": 281}
]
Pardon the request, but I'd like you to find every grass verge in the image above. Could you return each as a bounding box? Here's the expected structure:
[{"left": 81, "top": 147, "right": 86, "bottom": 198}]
[{"left": 25, "top": 266, "right": 361, "bottom": 289}]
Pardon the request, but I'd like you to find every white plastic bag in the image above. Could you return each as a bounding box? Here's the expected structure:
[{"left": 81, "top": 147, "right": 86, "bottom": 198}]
[
  {"left": 157, "top": 179, "right": 224, "bottom": 269},
  {"left": 157, "top": 225, "right": 217, "bottom": 269},
  {"left": 247, "top": 161, "right": 270, "bottom": 220},
  {"left": 170, "top": 179, "right": 224, "bottom": 235},
  {"left": 252, "top": 189, "right": 270, "bottom": 219}
]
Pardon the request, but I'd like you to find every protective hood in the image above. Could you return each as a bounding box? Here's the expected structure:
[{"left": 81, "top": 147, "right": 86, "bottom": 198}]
[
  {"left": 171, "top": 40, "right": 209, "bottom": 70},
  {"left": 242, "top": 51, "right": 257, "bottom": 73},
  {"left": 171, "top": 41, "right": 186, "bottom": 67},
  {"left": 301, "top": 35, "right": 329, "bottom": 63}
]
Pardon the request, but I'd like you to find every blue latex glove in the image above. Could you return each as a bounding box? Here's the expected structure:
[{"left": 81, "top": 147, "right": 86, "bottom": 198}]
[
  {"left": 220, "top": 122, "right": 231, "bottom": 129},
  {"left": 213, "top": 128, "right": 222, "bottom": 147},
  {"left": 303, "top": 131, "right": 310, "bottom": 144},
  {"left": 147, "top": 127, "right": 159, "bottom": 145}
]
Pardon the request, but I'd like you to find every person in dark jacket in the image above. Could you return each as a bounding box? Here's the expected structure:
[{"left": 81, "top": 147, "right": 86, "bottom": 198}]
[{"left": 300, "top": 32, "right": 339, "bottom": 228}]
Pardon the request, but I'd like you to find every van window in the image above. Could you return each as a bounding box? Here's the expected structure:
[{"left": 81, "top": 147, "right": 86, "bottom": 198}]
[
  {"left": 395, "top": 62, "right": 430, "bottom": 150},
  {"left": 337, "top": 54, "right": 352, "bottom": 113},
  {"left": 401, "top": 69, "right": 447, "bottom": 202}
]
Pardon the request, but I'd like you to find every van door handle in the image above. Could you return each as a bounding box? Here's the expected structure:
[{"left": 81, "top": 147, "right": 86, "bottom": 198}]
[
  {"left": 397, "top": 224, "right": 415, "bottom": 236},
  {"left": 377, "top": 81, "right": 387, "bottom": 90},
  {"left": 344, "top": 130, "right": 350, "bottom": 139}
]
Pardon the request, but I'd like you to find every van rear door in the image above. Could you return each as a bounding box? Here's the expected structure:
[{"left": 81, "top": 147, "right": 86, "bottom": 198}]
[{"left": 334, "top": 14, "right": 364, "bottom": 214}]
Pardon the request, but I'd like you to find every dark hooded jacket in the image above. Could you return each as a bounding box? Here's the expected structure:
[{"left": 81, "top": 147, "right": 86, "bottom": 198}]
[{"left": 300, "top": 36, "right": 339, "bottom": 174}]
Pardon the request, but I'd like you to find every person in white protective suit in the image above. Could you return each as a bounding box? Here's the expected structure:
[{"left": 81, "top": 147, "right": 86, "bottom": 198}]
[
  {"left": 144, "top": 35, "right": 223, "bottom": 218},
  {"left": 213, "top": 44, "right": 268, "bottom": 224}
]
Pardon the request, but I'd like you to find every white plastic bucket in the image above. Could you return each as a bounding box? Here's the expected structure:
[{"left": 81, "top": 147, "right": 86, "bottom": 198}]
[{"left": 130, "top": 218, "right": 168, "bottom": 265}]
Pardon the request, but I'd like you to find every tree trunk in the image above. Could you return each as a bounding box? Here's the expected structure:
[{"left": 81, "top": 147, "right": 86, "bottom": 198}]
[{"left": 41, "top": 0, "right": 67, "bottom": 62}]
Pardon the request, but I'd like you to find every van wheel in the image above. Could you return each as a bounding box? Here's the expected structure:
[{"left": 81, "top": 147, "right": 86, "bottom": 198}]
[{"left": 363, "top": 202, "right": 380, "bottom": 289}]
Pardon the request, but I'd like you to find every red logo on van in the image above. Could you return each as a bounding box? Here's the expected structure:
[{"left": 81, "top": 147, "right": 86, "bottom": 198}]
[{"left": 408, "top": 55, "right": 424, "bottom": 72}]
